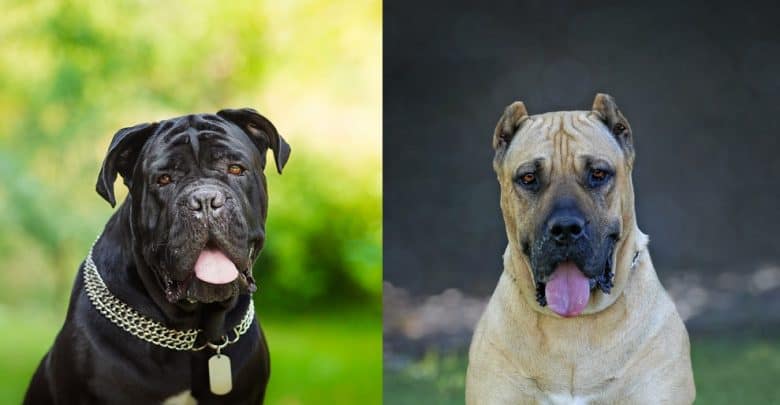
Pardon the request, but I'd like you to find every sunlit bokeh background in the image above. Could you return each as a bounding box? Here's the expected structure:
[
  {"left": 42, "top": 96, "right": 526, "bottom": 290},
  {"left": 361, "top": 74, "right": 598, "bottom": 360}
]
[{"left": 0, "top": 1, "right": 381, "bottom": 403}]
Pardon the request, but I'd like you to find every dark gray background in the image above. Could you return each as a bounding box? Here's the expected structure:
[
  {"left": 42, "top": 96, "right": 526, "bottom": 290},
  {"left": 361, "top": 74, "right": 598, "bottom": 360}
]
[{"left": 384, "top": 0, "right": 780, "bottom": 295}]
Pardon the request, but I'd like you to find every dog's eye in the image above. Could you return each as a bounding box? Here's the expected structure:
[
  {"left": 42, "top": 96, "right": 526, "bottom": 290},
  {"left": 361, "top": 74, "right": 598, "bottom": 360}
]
[
  {"left": 515, "top": 172, "right": 539, "bottom": 190},
  {"left": 157, "top": 174, "right": 172, "bottom": 186},
  {"left": 520, "top": 173, "right": 536, "bottom": 185},
  {"left": 227, "top": 164, "right": 245, "bottom": 176},
  {"left": 588, "top": 168, "right": 611, "bottom": 187},
  {"left": 612, "top": 123, "right": 627, "bottom": 136}
]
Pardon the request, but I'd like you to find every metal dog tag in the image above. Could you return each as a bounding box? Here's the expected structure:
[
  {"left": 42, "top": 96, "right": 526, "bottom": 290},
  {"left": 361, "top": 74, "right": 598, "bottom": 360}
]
[{"left": 208, "top": 354, "right": 232, "bottom": 395}]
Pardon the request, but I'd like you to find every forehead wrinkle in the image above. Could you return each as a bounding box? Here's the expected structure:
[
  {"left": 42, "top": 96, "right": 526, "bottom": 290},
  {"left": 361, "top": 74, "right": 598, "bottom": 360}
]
[
  {"left": 525, "top": 116, "right": 544, "bottom": 132},
  {"left": 162, "top": 121, "right": 188, "bottom": 143},
  {"left": 545, "top": 113, "right": 588, "bottom": 181},
  {"left": 187, "top": 128, "right": 200, "bottom": 164},
  {"left": 505, "top": 114, "right": 563, "bottom": 173},
  {"left": 196, "top": 121, "right": 230, "bottom": 134},
  {"left": 505, "top": 125, "right": 553, "bottom": 166},
  {"left": 567, "top": 111, "right": 623, "bottom": 164},
  {"left": 580, "top": 112, "right": 623, "bottom": 153},
  {"left": 536, "top": 112, "right": 557, "bottom": 136},
  {"left": 566, "top": 113, "right": 595, "bottom": 170},
  {"left": 551, "top": 129, "right": 565, "bottom": 179},
  {"left": 564, "top": 112, "right": 586, "bottom": 137},
  {"left": 145, "top": 147, "right": 189, "bottom": 171},
  {"left": 575, "top": 112, "right": 602, "bottom": 133}
]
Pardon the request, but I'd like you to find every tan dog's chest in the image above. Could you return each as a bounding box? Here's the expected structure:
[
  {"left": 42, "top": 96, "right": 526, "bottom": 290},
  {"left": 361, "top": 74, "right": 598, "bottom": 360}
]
[{"left": 467, "top": 263, "right": 693, "bottom": 404}]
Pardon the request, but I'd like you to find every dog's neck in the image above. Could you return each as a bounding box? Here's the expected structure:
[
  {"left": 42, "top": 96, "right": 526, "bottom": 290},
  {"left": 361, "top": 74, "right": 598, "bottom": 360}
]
[{"left": 92, "top": 200, "right": 248, "bottom": 341}]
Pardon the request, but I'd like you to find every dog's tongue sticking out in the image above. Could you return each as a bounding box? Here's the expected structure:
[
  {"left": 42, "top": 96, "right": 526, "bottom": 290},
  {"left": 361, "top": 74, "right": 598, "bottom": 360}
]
[
  {"left": 545, "top": 261, "right": 590, "bottom": 317},
  {"left": 194, "top": 249, "right": 239, "bottom": 284}
]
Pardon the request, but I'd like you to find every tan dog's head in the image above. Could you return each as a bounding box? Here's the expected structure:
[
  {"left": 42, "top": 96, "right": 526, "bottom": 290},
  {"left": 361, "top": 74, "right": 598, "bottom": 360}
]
[{"left": 493, "top": 93, "right": 646, "bottom": 317}]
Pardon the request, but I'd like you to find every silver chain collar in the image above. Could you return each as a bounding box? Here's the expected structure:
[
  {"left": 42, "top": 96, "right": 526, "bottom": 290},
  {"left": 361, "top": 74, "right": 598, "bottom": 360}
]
[{"left": 82, "top": 242, "right": 255, "bottom": 352}]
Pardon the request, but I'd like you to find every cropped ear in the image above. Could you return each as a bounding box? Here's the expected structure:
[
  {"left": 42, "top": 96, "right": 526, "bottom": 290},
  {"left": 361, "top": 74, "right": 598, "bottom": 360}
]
[
  {"left": 591, "top": 93, "right": 634, "bottom": 163},
  {"left": 217, "top": 108, "right": 291, "bottom": 174},
  {"left": 493, "top": 101, "right": 529, "bottom": 151},
  {"left": 96, "top": 122, "right": 158, "bottom": 207}
]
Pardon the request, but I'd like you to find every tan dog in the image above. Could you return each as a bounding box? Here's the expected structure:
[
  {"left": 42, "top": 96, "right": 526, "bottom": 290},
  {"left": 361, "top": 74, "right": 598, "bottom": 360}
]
[{"left": 466, "top": 94, "right": 695, "bottom": 404}]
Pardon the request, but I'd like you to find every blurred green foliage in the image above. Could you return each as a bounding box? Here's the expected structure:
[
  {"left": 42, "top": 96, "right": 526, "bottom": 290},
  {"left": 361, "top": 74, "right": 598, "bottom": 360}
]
[
  {"left": 256, "top": 153, "right": 382, "bottom": 308},
  {"left": 0, "top": 0, "right": 381, "bottom": 402},
  {"left": 0, "top": 0, "right": 381, "bottom": 311}
]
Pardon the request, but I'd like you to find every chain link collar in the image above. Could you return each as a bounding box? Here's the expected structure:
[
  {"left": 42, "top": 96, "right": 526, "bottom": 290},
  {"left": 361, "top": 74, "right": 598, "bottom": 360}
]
[{"left": 82, "top": 242, "right": 255, "bottom": 351}]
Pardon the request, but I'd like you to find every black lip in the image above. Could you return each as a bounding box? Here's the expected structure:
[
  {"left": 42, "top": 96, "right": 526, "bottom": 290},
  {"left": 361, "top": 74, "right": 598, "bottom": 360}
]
[
  {"left": 164, "top": 270, "right": 257, "bottom": 305},
  {"left": 533, "top": 248, "right": 616, "bottom": 308},
  {"left": 158, "top": 244, "right": 258, "bottom": 304},
  {"left": 593, "top": 252, "right": 615, "bottom": 294}
]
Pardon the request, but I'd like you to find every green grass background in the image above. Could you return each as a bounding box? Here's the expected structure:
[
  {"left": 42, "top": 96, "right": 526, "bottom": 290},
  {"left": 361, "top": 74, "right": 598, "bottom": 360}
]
[
  {"left": 384, "top": 337, "right": 780, "bottom": 404},
  {"left": 1, "top": 307, "right": 381, "bottom": 404}
]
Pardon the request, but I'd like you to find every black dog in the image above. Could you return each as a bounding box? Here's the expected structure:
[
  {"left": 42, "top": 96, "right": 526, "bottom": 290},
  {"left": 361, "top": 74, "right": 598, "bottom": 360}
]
[{"left": 24, "top": 109, "right": 290, "bottom": 404}]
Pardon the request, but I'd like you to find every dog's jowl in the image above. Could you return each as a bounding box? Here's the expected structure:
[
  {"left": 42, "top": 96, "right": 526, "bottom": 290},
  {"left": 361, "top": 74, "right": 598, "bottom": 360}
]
[
  {"left": 24, "top": 109, "right": 290, "bottom": 404},
  {"left": 466, "top": 94, "right": 695, "bottom": 404}
]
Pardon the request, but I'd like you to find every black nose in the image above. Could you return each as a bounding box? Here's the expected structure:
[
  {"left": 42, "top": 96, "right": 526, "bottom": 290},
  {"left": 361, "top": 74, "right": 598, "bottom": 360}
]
[
  {"left": 188, "top": 187, "right": 226, "bottom": 214},
  {"left": 547, "top": 215, "right": 585, "bottom": 243}
]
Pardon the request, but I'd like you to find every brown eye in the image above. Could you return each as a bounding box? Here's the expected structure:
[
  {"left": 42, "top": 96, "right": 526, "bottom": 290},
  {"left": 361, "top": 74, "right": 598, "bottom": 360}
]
[
  {"left": 227, "top": 164, "right": 245, "bottom": 175},
  {"left": 520, "top": 173, "right": 536, "bottom": 184},
  {"left": 516, "top": 171, "right": 540, "bottom": 191},
  {"left": 612, "top": 123, "right": 626, "bottom": 135},
  {"left": 588, "top": 168, "right": 611, "bottom": 187},
  {"left": 157, "top": 174, "right": 172, "bottom": 186}
]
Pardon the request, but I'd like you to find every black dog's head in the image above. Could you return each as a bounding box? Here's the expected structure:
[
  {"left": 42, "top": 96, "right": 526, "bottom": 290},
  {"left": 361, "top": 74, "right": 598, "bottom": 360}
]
[{"left": 96, "top": 108, "right": 290, "bottom": 305}]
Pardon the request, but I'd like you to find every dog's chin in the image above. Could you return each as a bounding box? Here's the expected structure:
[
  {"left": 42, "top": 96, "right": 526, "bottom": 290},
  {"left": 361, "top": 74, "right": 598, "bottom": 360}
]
[
  {"left": 159, "top": 268, "right": 257, "bottom": 306},
  {"left": 532, "top": 254, "right": 615, "bottom": 311},
  {"left": 156, "top": 242, "right": 258, "bottom": 305},
  {"left": 163, "top": 272, "right": 256, "bottom": 305}
]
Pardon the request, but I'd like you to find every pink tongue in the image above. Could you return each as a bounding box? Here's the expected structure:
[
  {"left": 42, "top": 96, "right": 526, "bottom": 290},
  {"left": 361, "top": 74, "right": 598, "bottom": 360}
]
[
  {"left": 545, "top": 261, "right": 591, "bottom": 317},
  {"left": 193, "top": 249, "right": 239, "bottom": 285}
]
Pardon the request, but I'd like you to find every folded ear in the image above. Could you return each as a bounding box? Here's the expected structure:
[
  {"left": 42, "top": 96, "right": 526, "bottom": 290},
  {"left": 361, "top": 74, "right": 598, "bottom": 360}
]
[
  {"left": 96, "top": 122, "right": 158, "bottom": 207},
  {"left": 591, "top": 93, "right": 634, "bottom": 163},
  {"left": 217, "top": 108, "right": 291, "bottom": 174},
  {"left": 493, "top": 101, "right": 529, "bottom": 151}
]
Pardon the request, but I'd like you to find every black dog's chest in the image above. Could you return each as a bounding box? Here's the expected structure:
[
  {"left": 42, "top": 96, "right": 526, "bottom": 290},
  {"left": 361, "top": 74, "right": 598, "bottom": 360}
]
[{"left": 83, "top": 339, "right": 260, "bottom": 404}]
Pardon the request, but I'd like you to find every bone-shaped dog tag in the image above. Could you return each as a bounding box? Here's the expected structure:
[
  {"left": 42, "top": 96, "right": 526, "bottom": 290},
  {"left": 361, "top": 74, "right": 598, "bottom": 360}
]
[{"left": 208, "top": 354, "right": 232, "bottom": 395}]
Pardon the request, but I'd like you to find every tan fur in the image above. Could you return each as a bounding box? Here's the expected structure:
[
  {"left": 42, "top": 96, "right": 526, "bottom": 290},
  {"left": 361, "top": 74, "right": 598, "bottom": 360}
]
[{"left": 466, "top": 95, "right": 695, "bottom": 404}]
